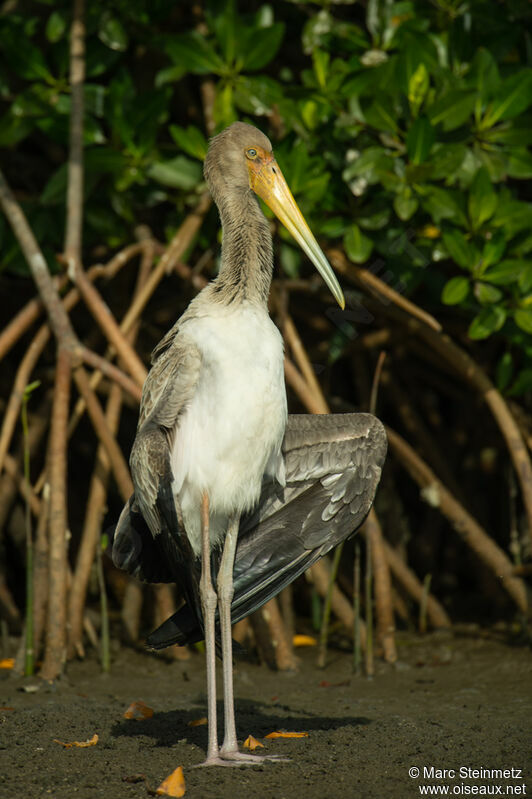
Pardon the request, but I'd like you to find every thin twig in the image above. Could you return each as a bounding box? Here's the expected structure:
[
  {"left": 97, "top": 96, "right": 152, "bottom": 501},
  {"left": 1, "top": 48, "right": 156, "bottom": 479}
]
[
  {"left": 369, "top": 351, "right": 386, "bottom": 417},
  {"left": 95, "top": 537, "right": 110, "bottom": 672},
  {"left": 364, "top": 536, "right": 374, "bottom": 678},
  {"left": 419, "top": 574, "right": 432, "bottom": 634},
  {"left": 353, "top": 542, "right": 361, "bottom": 674},
  {"left": 317, "top": 542, "right": 344, "bottom": 668}
]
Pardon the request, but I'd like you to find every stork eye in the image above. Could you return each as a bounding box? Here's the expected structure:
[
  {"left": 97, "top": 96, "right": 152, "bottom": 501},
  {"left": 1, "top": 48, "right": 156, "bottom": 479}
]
[{"left": 246, "top": 148, "right": 258, "bottom": 159}]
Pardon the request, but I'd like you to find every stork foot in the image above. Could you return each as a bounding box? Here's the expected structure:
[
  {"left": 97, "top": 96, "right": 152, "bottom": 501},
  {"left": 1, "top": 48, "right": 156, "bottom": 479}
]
[
  {"left": 194, "top": 755, "right": 244, "bottom": 769},
  {"left": 194, "top": 750, "right": 289, "bottom": 767},
  {"left": 220, "top": 749, "right": 290, "bottom": 765}
]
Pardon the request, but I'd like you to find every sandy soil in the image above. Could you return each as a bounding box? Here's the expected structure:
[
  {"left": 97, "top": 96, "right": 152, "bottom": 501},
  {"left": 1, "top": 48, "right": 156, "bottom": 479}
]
[{"left": 1, "top": 631, "right": 530, "bottom": 799}]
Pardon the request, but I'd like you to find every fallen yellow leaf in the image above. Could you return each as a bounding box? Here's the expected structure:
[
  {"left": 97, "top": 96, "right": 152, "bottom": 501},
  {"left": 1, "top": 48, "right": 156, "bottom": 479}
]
[
  {"left": 54, "top": 733, "right": 99, "bottom": 748},
  {"left": 292, "top": 635, "right": 317, "bottom": 647},
  {"left": 156, "top": 766, "right": 186, "bottom": 797},
  {"left": 123, "top": 700, "right": 154, "bottom": 720},
  {"left": 187, "top": 717, "right": 207, "bottom": 727},
  {"left": 264, "top": 731, "right": 309, "bottom": 739},
  {"left": 243, "top": 735, "right": 264, "bottom": 751},
  {"left": 0, "top": 658, "right": 14, "bottom": 669}
]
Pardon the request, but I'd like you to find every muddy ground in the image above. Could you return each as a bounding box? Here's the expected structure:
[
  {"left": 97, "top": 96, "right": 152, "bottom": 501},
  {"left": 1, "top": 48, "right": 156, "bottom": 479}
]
[{"left": 1, "top": 631, "right": 530, "bottom": 799}]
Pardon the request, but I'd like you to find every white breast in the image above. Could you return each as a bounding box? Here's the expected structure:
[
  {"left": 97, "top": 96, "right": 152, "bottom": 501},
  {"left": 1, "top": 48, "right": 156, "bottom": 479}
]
[{"left": 171, "top": 303, "right": 287, "bottom": 555}]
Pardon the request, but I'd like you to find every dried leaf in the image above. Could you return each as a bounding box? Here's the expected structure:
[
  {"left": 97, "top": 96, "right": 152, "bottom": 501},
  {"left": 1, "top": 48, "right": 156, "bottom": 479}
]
[
  {"left": 123, "top": 700, "right": 154, "bottom": 720},
  {"left": 243, "top": 735, "right": 264, "bottom": 751},
  {"left": 0, "top": 658, "right": 14, "bottom": 669},
  {"left": 156, "top": 766, "right": 186, "bottom": 797},
  {"left": 54, "top": 733, "right": 99, "bottom": 748},
  {"left": 264, "top": 731, "right": 309, "bottom": 739},
  {"left": 187, "top": 717, "right": 207, "bottom": 727},
  {"left": 292, "top": 635, "right": 317, "bottom": 647}
]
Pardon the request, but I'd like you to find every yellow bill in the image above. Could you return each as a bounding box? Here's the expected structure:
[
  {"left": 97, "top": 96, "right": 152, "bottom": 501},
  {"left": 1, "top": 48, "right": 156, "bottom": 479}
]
[{"left": 247, "top": 151, "right": 345, "bottom": 309}]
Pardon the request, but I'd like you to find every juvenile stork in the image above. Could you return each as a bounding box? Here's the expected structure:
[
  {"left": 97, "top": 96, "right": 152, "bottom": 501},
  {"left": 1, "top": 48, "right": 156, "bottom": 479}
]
[{"left": 113, "top": 122, "right": 386, "bottom": 767}]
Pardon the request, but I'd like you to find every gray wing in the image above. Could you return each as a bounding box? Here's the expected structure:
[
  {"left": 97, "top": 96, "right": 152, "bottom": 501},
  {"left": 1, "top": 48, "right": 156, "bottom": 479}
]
[
  {"left": 146, "top": 412, "right": 387, "bottom": 649},
  {"left": 112, "top": 329, "right": 201, "bottom": 576},
  {"left": 231, "top": 412, "right": 386, "bottom": 617}
]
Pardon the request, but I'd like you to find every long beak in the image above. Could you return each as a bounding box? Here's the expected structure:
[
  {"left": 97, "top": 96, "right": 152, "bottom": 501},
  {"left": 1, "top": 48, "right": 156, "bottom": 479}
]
[{"left": 249, "top": 157, "right": 345, "bottom": 309}]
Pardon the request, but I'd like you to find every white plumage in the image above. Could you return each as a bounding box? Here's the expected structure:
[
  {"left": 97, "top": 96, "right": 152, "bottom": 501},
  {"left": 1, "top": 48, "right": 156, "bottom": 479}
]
[{"left": 171, "top": 302, "right": 287, "bottom": 555}]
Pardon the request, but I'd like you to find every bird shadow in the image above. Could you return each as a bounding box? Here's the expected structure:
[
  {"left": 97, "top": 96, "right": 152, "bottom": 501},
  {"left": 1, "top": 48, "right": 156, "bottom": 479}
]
[{"left": 111, "top": 697, "right": 371, "bottom": 750}]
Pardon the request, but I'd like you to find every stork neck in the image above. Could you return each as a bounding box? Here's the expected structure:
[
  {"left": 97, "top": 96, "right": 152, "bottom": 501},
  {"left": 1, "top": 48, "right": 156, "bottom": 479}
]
[{"left": 211, "top": 189, "right": 273, "bottom": 307}]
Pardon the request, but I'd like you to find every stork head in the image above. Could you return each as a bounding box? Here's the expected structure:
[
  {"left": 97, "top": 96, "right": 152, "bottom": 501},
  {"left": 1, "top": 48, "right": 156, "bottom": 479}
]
[{"left": 204, "top": 122, "right": 345, "bottom": 309}]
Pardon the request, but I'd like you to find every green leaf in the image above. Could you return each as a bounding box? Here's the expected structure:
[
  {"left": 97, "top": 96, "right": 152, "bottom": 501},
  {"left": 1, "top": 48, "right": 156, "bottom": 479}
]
[
  {"left": 344, "top": 224, "right": 373, "bottom": 263},
  {"left": 394, "top": 191, "right": 418, "bottom": 221},
  {"left": 239, "top": 23, "right": 284, "bottom": 71},
  {"left": 492, "top": 198, "right": 532, "bottom": 238},
  {"left": 213, "top": 82, "right": 236, "bottom": 128},
  {"left": 483, "top": 260, "right": 527, "bottom": 285},
  {"left": 507, "top": 149, "right": 532, "bottom": 180},
  {"left": 427, "top": 90, "right": 476, "bottom": 131},
  {"left": 98, "top": 14, "right": 128, "bottom": 52},
  {"left": 496, "top": 352, "right": 513, "bottom": 391},
  {"left": 474, "top": 282, "right": 502, "bottom": 305},
  {"left": 442, "top": 276, "right": 469, "bottom": 305},
  {"left": 408, "top": 62, "right": 429, "bottom": 117},
  {"left": 482, "top": 70, "right": 532, "bottom": 128},
  {"left": 406, "top": 116, "right": 435, "bottom": 164},
  {"left": 485, "top": 122, "right": 532, "bottom": 147},
  {"left": 362, "top": 93, "right": 398, "bottom": 133},
  {"left": 234, "top": 75, "right": 282, "bottom": 116},
  {"left": 342, "top": 147, "right": 395, "bottom": 186},
  {"left": 468, "top": 307, "right": 506, "bottom": 339},
  {"left": 40, "top": 164, "right": 67, "bottom": 205},
  {"left": 421, "top": 187, "right": 468, "bottom": 228},
  {"left": 468, "top": 168, "right": 497, "bottom": 230},
  {"left": 211, "top": 1, "right": 238, "bottom": 64},
  {"left": 0, "top": 113, "right": 33, "bottom": 147},
  {"left": 518, "top": 265, "right": 532, "bottom": 292},
  {"left": 3, "top": 37, "right": 51, "bottom": 81},
  {"left": 428, "top": 144, "right": 467, "bottom": 181},
  {"left": 481, "top": 231, "right": 506, "bottom": 270},
  {"left": 313, "top": 49, "right": 329, "bottom": 90},
  {"left": 508, "top": 368, "right": 532, "bottom": 397},
  {"left": 45, "top": 11, "right": 66, "bottom": 43},
  {"left": 169, "top": 124, "right": 207, "bottom": 160},
  {"left": 468, "top": 48, "right": 499, "bottom": 102},
  {"left": 165, "top": 32, "right": 224, "bottom": 75},
  {"left": 514, "top": 309, "right": 532, "bottom": 335},
  {"left": 155, "top": 65, "right": 187, "bottom": 87},
  {"left": 442, "top": 229, "right": 475, "bottom": 269},
  {"left": 147, "top": 156, "right": 202, "bottom": 190}
]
